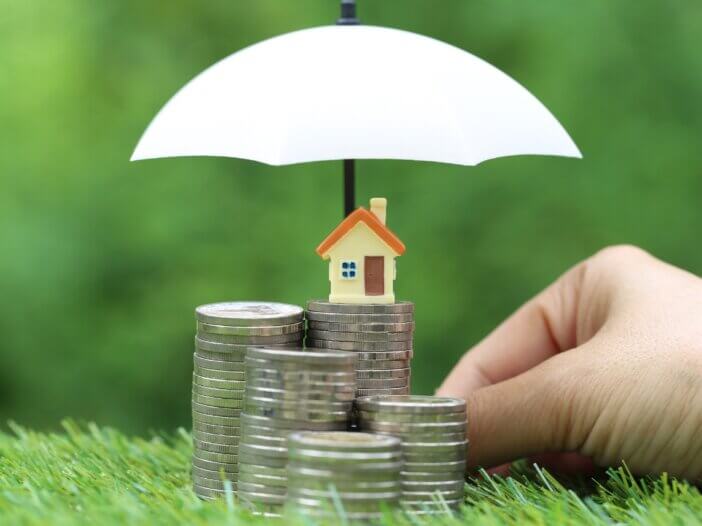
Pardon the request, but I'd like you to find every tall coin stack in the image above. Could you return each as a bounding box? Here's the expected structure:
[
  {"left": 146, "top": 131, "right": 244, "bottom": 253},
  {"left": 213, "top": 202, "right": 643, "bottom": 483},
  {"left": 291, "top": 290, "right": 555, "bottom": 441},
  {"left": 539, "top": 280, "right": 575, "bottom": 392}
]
[
  {"left": 287, "top": 431, "right": 403, "bottom": 521},
  {"left": 356, "top": 395, "right": 467, "bottom": 514},
  {"left": 305, "top": 300, "right": 414, "bottom": 397},
  {"left": 238, "top": 348, "right": 357, "bottom": 515},
  {"left": 191, "top": 302, "right": 305, "bottom": 501}
]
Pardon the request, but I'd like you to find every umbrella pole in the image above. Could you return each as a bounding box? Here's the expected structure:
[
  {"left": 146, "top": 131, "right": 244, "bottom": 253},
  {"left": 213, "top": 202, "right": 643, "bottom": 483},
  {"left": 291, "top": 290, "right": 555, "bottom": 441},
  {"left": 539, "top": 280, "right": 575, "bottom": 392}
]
[
  {"left": 338, "top": 1, "right": 359, "bottom": 217},
  {"left": 343, "top": 159, "right": 356, "bottom": 216}
]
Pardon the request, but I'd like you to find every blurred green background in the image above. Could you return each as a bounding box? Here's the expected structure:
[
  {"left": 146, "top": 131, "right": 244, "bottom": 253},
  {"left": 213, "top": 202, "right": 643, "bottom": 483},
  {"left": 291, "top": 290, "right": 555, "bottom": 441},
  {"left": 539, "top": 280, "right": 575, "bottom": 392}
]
[{"left": 1, "top": 0, "right": 700, "bottom": 435}]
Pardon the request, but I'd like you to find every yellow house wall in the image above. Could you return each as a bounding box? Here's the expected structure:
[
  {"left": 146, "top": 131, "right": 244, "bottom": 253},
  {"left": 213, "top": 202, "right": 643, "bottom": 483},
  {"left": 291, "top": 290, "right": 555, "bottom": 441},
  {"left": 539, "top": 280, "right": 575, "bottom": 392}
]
[{"left": 325, "top": 222, "right": 397, "bottom": 304}]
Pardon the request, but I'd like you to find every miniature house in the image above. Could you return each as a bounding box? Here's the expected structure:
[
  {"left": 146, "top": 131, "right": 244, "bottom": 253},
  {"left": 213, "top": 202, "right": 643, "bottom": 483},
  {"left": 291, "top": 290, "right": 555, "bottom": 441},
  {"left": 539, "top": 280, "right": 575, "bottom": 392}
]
[{"left": 316, "top": 198, "right": 406, "bottom": 304}]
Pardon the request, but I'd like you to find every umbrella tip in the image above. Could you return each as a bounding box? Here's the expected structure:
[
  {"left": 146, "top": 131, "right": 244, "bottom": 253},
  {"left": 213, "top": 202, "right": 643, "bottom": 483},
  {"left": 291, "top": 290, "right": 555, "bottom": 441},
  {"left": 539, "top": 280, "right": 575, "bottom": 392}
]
[{"left": 337, "top": 0, "right": 359, "bottom": 25}]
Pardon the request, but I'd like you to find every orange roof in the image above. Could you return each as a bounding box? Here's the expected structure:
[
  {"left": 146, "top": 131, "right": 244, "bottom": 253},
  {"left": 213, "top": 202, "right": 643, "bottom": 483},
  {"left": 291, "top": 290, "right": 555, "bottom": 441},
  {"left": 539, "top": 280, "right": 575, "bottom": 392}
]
[{"left": 316, "top": 208, "right": 406, "bottom": 258}]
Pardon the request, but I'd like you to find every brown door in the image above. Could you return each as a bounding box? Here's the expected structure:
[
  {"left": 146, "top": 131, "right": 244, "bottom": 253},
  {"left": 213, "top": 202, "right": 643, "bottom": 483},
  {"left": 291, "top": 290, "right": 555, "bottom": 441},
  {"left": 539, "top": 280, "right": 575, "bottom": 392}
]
[{"left": 364, "top": 256, "right": 385, "bottom": 296}]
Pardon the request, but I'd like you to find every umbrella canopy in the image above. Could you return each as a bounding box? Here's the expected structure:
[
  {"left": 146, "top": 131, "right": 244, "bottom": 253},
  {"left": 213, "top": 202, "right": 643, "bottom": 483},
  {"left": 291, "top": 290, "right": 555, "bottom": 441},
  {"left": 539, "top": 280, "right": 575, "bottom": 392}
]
[{"left": 131, "top": 25, "right": 581, "bottom": 166}]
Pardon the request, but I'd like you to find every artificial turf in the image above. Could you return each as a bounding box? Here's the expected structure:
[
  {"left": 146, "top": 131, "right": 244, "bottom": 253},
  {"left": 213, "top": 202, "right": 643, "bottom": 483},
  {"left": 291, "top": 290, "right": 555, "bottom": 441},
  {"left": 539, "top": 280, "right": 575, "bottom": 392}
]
[{"left": 0, "top": 421, "right": 700, "bottom": 525}]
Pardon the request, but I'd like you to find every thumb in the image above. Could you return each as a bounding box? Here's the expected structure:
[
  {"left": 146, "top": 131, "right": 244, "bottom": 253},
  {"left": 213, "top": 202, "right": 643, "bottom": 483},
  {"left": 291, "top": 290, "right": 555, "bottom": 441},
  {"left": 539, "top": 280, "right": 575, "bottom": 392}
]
[{"left": 465, "top": 353, "right": 580, "bottom": 470}]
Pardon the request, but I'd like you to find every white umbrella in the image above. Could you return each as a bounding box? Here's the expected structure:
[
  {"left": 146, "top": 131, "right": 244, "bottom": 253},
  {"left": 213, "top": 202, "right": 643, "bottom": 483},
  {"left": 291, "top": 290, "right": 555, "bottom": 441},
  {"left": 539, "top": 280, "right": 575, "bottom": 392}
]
[{"left": 132, "top": 0, "right": 581, "bottom": 215}]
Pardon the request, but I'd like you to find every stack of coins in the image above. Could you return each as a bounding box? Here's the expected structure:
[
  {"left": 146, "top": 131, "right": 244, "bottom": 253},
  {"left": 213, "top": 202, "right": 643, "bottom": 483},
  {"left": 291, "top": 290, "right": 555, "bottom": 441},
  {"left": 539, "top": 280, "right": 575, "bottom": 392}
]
[
  {"left": 305, "top": 300, "right": 414, "bottom": 397},
  {"left": 191, "top": 302, "right": 304, "bottom": 501},
  {"left": 287, "top": 431, "right": 403, "bottom": 521},
  {"left": 238, "top": 348, "right": 357, "bottom": 515},
  {"left": 356, "top": 395, "right": 467, "bottom": 514}
]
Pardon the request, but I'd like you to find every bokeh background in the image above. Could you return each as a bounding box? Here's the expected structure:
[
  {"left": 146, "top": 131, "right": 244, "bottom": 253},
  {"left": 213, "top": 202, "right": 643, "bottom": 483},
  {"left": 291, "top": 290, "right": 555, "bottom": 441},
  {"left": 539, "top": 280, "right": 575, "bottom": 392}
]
[{"left": 1, "top": 0, "right": 700, "bottom": 434}]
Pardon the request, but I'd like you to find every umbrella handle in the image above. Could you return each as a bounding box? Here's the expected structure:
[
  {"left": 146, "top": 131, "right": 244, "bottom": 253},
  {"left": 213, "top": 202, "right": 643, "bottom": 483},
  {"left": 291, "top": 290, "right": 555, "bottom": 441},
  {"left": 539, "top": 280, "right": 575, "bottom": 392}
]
[{"left": 337, "top": 0, "right": 359, "bottom": 25}]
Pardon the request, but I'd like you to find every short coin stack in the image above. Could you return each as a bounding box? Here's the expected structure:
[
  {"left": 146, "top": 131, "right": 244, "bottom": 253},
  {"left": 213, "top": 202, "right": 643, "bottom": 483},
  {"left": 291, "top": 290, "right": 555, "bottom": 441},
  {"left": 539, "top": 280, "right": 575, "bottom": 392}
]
[
  {"left": 357, "top": 395, "right": 467, "bottom": 514},
  {"left": 305, "top": 300, "right": 414, "bottom": 397},
  {"left": 191, "top": 302, "right": 304, "bottom": 501},
  {"left": 238, "top": 348, "right": 357, "bottom": 515},
  {"left": 287, "top": 431, "right": 403, "bottom": 521}
]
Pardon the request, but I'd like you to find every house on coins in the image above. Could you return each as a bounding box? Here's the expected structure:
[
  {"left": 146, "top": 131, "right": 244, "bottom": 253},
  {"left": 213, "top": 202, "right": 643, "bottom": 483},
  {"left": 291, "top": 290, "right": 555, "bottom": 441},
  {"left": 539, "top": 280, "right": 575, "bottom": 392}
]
[{"left": 316, "top": 198, "right": 405, "bottom": 304}]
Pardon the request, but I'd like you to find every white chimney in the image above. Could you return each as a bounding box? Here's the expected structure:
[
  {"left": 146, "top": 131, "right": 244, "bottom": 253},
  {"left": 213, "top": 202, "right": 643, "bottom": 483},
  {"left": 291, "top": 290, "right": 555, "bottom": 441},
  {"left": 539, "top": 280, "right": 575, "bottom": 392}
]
[{"left": 370, "top": 198, "right": 387, "bottom": 225}]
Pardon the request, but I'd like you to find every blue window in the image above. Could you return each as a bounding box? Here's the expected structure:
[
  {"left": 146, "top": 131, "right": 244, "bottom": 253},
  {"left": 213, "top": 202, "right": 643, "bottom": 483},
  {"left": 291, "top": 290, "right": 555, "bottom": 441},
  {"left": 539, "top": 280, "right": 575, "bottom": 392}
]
[{"left": 340, "top": 260, "right": 357, "bottom": 280}]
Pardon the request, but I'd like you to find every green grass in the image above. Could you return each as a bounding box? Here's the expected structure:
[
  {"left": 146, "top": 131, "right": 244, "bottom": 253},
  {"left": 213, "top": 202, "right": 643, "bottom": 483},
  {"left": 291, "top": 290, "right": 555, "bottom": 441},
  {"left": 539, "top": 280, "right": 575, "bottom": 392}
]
[{"left": 0, "top": 422, "right": 700, "bottom": 525}]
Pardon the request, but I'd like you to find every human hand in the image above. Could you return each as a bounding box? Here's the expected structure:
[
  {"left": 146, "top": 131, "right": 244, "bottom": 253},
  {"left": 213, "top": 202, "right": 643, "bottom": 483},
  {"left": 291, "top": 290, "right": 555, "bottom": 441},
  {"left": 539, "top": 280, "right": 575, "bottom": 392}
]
[{"left": 437, "top": 246, "right": 702, "bottom": 479}]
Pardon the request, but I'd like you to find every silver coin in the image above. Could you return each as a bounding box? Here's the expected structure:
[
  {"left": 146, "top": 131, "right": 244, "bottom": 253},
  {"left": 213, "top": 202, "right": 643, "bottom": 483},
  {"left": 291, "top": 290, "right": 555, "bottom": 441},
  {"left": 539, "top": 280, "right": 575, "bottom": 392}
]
[
  {"left": 240, "top": 412, "right": 347, "bottom": 431},
  {"left": 306, "top": 300, "right": 414, "bottom": 314},
  {"left": 193, "top": 475, "right": 234, "bottom": 491},
  {"left": 241, "top": 425, "right": 289, "bottom": 443},
  {"left": 288, "top": 464, "right": 402, "bottom": 482},
  {"left": 243, "top": 405, "right": 350, "bottom": 422},
  {"left": 306, "top": 338, "right": 413, "bottom": 352},
  {"left": 356, "top": 387, "right": 410, "bottom": 397},
  {"left": 289, "top": 449, "right": 402, "bottom": 467},
  {"left": 191, "top": 465, "right": 238, "bottom": 480},
  {"left": 401, "top": 480, "right": 465, "bottom": 492},
  {"left": 357, "top": 409, "right": 466, "bottom": 424},
  {"left": 246, "top": 367, "right": 356, "bottom": 383},
  {"left": 288, "top": 475, "right": 400, "bottom": 492},
  {"left": 307, "top": 329, "right": 412, "bottom": 343},
  {"left": 192, "top": 421, "right": 240, "bottom": 436},
  {"left": 400, "top": 431, "right": 467, "bottom": 443},
  {"left": 237, "top": 471, "right": 287, "bottom": 488},
  {"left": 308, "top": 320, "right": 415, "bottom": 334},
  {"left": 356, "top": 395, "right": 466, "bottom": 414},
  {"left": 192, "top": 410, "right": 241, "bottom": 427},
  {"left": 192, "top": 455, "right": 238, "bottom": 473},
  {"left": 401, "top": 499, "right": 463, "bottom": 510},
  {"left": 247, "top": 347, "right": 356, "bottom": 366},
  {"left": 402, "top": 489, "right": 465, "bottom": 500},
  {"left": 192, "top": 449, "right": 239, "bottom": 463},
  {"left": 193, "top": 485, "right": 236, "bottom": 499},
  {"left": 306, "top": 311, "right": 414, "bottom": 323},
  {"left": 192, "top": 430, "right": 241, "bottom": 445},
  {"left": 196, "top": 302, "right": 304, "bottom": 327},
  {"left": 193, "top": 365, "right": 246, "bottom": 381},
  {"left": 237, "top": 489, "right": 286, "bottom": 505},
  {"left": 245, "top": 360, "right": 355, "bottom": 376},
  {"left": 238, "top": 462, "right": 288, "bottom": 478},
  {"left": 245, "top": 386, "right": 355, "bottom": 403},
  {"left": 402, "top": 440, "right": 468, "bottom": 454},
  {"left": 195, "top": 336, "right": 299, "bottom": 354},
  {"left": 245, "top": 377, "right": 356, "bottom": 393},
  {"left": 194, "top": 337, "right": 250, "bottom": 354},
  {"left": 197, "top": 320, "right": 305, "bottom": 337},
  {"left": 288, "top": 431, "right": 400, "bottom": 452},
  {"left": 401, "top": 471, "right": 465, "bottom": 482},
  {"left": 355, "top": 359, "right": 410, "bottom": 370},
  {"left": 402, "top": 459, "right": 467, "bottom": 473},
  {"left": 238, "top": 453, "right": 288, "bottom": 468},
  {"left": 239, "top": 433, "right": 286, "bottom": 448},
  {"left": 194, "top": 354, "right": 246, "bottom": 371},
  {"left": 239, "top": 442, "right": 287, "bottom": 458},
  {"left": 403, "top": 449, "right": 466, "bottom": 462},
  {"left": 244, "top": 395, "right": 351, "bottom": 411},
  {"left": 192, "top": 400, "right": 243, "bottom": 417},
  {"left": 192, "top": 462, "right": 239, "bottom": 479},
  {"left": 198, "top": 331, "right": 303, "bottom": 345},
  {"left": 238, "top": 481, "right": 287, "bottom": 496},
  {"left": 194, "top": 349, "right": 246, "bottom": 362},
  {"left": 356, "top": 377, "right": 410, "bottom": 389},
  {"left": 356, "top": 368, "right": 411, "bottom": 380},
  {"left": 192, "top": 374, "right": 246, "bottom": 391},
  {"left": 192, "top": 393, "right": 244, "bottom": 409},
  {"left": 361, "top": 420, "right": 467, "bottom": 436},
  {"left": 193, "top": 439, "right": 239, "bottom": 454},
  {"left": 346, "top": 350, "right": 414, "bottom": 361},
  {"left": 192, "top": 384, "right": 245, "bottom": 400}
]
